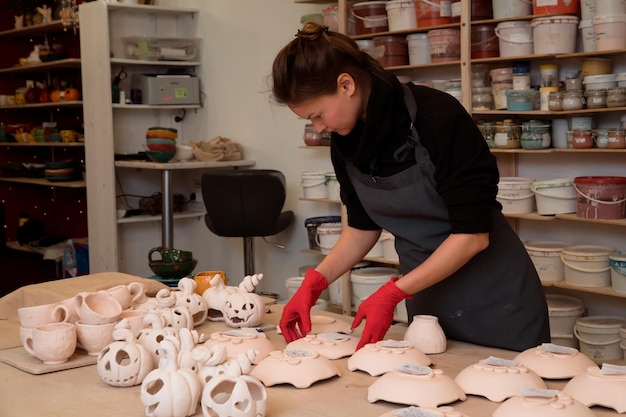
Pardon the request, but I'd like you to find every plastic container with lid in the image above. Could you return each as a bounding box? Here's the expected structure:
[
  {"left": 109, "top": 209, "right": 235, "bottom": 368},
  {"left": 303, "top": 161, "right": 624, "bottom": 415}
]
[
  {"left": 373, "top": 35, "right": 408, "bottom": 67},
  {"left": 490, "top": 67, "right": 513, "bottom": 84},
  {"left": 562, "top": 245, "right": 614, "bottom": 287},
  {"left": 427, "top": 28, "right": 460, "bottom": 63},
  {"left": 385, "top": 0, "right": 417, "bottom": 32},
  {"left": 321, "top": 4, "right": 339, "bottom": 31},
  {"left": 494, "top": 21, "right": 533, "bottom": 57},
  {"left": 512, "top": 62, "right": 531, "bottom": 90},
  {"left": 617, "top": 72, "right": 626, "bottom": 87},
  {"left": 546, "top": 294, "right": 585, "bottom": 348},
  {"left": 471, "top": 24, "right": 499, "bottom": 59},
  {"left": 539, "top": 64, "right": 559, "bottom": 88},
  {"left": 351, "top": 1, "right": 389, "bottom": 35},
  {"left": 526, "top": 242, "right": 570, "bottom": 282},
  {"left": 406, "top": 33, "right": 431, "bottom": 66},
  {"left": 521, "top": 120, "right": 551, "bottom": 149},
  {"left": 581, "top": 57, "right": 613, "bottom": 76},
  {"left": 574, "top": 176, "right": 626, "bottom": 220},
  {"left": 584, "top": 74, "right": 618, "bottom": 91},
  {"left": 415, "top": 0, "right": 452, "bottom": 27},
  {"left": 593, "top": 14, "right": 626, "bottom": 51},
  {"left": 531, "top": 15, "right": 579, "bottom": 54},
  {"left": 609, "top": 251, "right": 626, "bottom": 293},
  {"left": 472, "top": 86, "right": 494, "bottom": 110},
  {"left": 505, "top": 89, "right": 535, "bottom": 111},
  {"left": 564, "top": 73, "right": 583, "bottom": 91},
  {"left": 350, "top": 266, "right": 400, "bottom": 309},
  {"left": 530, "top": 178, "right": 576, "bottom": 215}
]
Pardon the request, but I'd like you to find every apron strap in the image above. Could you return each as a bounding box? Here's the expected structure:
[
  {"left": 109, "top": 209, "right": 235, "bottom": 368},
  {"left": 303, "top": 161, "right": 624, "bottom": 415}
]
[{"left": 393, "top": 84, "right": 421, "bottom": 163}]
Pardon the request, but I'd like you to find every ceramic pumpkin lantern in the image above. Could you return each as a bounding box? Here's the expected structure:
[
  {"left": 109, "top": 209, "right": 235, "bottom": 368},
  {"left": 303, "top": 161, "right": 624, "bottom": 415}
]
[
  {"left": 200, "top": 374, "right": 267, "bottom": 417},
  {"left": 136, "top": 312, "right": 178, "bottom": 364},
  {"left": 97, "top": 323, "right": 154, "bottom": 387},
  {"left": 141, "top": 338, "right": 202, "bottom": 417},
  {"left": 202, "top": 275, "right": 238, "bottom": 321},
  {"left": 223, "top": 274, "right": 265, "bottom": 328}
]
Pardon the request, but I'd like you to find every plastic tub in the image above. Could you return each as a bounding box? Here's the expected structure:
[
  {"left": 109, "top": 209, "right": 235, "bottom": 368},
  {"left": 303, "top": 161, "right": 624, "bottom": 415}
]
[
  {"left": 350, "top": 266, "right": 399, "bottom": 309},
  {"left": 581, "top": 57, "right": 613, "bottom": 76},
  {"left": 583, "top": 74, "right": 618, "bottom": 90},
  {"left": 505, "top": 89, "right": 534, "bottom": 111},
  {"left": 530, "top": 16, "right": 579, "bottom": 54},
  {"left": 374, "top": 35, "right": 409, "bottom": 67},
  {"left": 574, "top": 176, "right": 626, "bottom": 220},
  {"left": 617, "top": 72, "right": 626, "bottom": 87},
  {"left": 561, "top": 245, "right": 614, "bottom": 287},
  {"left": 495, "top": 21, "right": 533, "bottom": 57},
  {"left": 415, "top": 0, "right": 452, "bottom": 26},
  {"left": 492, "top": 0, "right": 533, "bottom": 19},
  {"left": 301, "top": 171, "right": 328, "bottom": 199},
  {"left": 321, "top": 4, "right": 339, "bottom": 31},
  {"left": 595, "top": 0, "right": 626, "bottom": 15},
  {"left": 546, "top": 294, "right": 585, "bottom": 347},
  {"left": 385, "top": 1, "right": 417, "bottom": 31},
  {"left": 427, "top": 28, "right": 460, "bottom": 63},
  {"left": 497, "top": 177, "right": 535, "bottom": 214},
  {"left": 471, "top": 24, "right": 499, "bottom": 59},
  {"left": 579, "top": 19, "right": 596, "bottom": 52},
  {"left": 593, "top": 14, "right": 626, "bottom": 51},
  {"left": 575, "top": 316, "right": 626, "bottom": 362},
  {"left": 316, "top": 222, "right": 342, "bottom": 255},
  {"left": 525, "top": 241, "right": 569, "bottom": 282},
  {"left": 530, "top": 178, "right": 577, "bottom": 215},
  {"left": 406, "top": 33, "right": 431, "bottom": 65},
  {"left": 532, "top": 0, "right": 580, "bottom": 15},
  {"left": 609, "top": 252, "right": 626, "bottom": 293},
  {"left": 352, "top": 1, "right": 389, "bottom": 35},
  {"left": 305, "top": 216, "right": 341, "bottom": 250}
]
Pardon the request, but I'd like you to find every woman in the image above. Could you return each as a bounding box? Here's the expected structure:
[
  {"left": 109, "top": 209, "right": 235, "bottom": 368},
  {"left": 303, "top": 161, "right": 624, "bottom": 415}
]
[{"left": 273, "top": 23, "right": 550, "bottom": 352}]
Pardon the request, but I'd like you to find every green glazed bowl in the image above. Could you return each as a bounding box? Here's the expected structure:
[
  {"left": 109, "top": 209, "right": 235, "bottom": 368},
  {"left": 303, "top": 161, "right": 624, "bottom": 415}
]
[{"left": 149, "top": 259, "right": 198, "bottom": 279}]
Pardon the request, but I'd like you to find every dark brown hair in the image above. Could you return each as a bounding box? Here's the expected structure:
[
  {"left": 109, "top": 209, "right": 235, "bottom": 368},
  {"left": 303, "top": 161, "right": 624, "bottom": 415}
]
[{"left": 271, "top": 22, "right": 387, "bottom": 106}]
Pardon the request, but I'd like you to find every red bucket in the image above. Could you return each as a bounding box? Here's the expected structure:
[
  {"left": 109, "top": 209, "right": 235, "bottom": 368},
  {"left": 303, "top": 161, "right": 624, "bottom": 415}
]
[
  {"left": 352, "top": 1, "right": 388, "bottom": 35},
  {"left": 574, "top": 176, "right": 626, "bottom": 220},
  {"left": 416, "top": 0, "right": 452, "bottom": 27},
  {"left": 533, "top": 0, "right": 580, "bottom": 15},
  {"left": 471, "top": 24, "right": 499, "bottom": 58}
]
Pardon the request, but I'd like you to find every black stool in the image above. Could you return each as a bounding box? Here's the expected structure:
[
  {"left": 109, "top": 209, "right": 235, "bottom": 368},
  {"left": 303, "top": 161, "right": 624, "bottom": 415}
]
[{"left": 201, "top": 169, "right": 294, "bottom": 277}]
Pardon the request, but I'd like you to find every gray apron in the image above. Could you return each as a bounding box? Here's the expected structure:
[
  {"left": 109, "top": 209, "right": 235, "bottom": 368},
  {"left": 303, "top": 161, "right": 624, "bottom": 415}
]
[{"left": 345, "top": 85, "right": 549, "bottom": 351}]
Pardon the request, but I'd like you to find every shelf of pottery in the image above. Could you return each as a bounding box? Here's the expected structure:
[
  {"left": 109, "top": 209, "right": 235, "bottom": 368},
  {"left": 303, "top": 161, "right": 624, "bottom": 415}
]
[{"left": 0, "top": 14, "right": 88, "bottom": 249}]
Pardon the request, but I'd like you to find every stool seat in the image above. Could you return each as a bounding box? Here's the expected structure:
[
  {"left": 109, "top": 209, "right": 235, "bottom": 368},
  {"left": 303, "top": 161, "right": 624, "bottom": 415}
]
[{"left": 201, "top": 169, "right": 294, "bottom": 277}]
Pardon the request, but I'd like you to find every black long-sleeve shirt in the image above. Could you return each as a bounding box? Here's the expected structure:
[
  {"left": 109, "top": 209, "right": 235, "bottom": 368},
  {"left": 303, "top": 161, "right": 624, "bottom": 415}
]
[{"left": 330, "top": 72, "right": 501, "bottom": 234}]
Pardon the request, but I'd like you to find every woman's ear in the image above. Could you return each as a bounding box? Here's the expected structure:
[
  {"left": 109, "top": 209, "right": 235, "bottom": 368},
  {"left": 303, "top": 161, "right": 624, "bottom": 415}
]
[{"left": 337, "top": 73, "right": 355, "bottom": 95}]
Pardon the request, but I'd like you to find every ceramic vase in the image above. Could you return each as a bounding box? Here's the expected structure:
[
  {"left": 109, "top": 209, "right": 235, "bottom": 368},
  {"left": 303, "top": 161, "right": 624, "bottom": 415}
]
[{"left": 403, "top": 314, "right": 447, "bottom": 354}]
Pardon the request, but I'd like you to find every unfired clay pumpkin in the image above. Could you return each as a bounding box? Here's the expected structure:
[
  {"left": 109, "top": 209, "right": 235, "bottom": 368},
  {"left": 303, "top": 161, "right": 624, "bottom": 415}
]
[
  {"left": 97, "top": 324, "right": 154, "bottom": 387},
  {"left": 175, "top": 278, "right": 208, "bottom": 327},
  {"left": 200, "top": 374, "right": 267, "bottom": 417},
  {"left": 202, "top": 275, "right": 238, "bottom": 321},
  {"left": 223, "top": 274, "right": 265, "bottom": 328}
]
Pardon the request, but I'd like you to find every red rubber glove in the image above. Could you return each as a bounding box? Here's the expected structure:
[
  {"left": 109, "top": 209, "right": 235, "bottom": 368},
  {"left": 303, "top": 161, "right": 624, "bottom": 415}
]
[
  {"left": 280, "top": 268, "right": 328, "bottom": 343},
  {"left": 352, "top": 277, "right": 412, "bottom": 350}
]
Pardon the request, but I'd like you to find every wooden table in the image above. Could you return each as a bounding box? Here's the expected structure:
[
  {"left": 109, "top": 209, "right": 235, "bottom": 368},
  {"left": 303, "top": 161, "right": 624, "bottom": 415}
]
[{"left": 0, "top": 304, "right": 618, "bottom": 417}]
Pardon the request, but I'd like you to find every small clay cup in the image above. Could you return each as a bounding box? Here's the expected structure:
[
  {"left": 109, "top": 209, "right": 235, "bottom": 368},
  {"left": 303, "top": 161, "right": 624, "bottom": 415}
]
[
  {"left": 106, "top": 282, "right": 145, "bottom": 310},
  {"left": 76, "top": 320, "right": 117, "bottom": 356},
  {"left": 23, "top": 322, "right": 77, "bottom": 364},
  {"left": 17, "top": 302, "right": 70, "bottom": 329},
  {"left": 78, "top": 291, "right": 123, "bottom": 325}
]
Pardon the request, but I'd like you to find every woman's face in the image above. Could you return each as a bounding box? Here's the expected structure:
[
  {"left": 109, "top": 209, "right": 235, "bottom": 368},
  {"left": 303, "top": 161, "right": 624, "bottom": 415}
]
[{"left": 288, "top": 73, "right": 363, "bottom": 136}]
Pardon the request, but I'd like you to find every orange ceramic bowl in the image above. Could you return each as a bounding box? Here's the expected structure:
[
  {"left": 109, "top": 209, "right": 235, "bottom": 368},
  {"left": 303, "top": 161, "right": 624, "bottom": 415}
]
[{"left": 194, "top": 271, "right": 228, "bottom": 295}]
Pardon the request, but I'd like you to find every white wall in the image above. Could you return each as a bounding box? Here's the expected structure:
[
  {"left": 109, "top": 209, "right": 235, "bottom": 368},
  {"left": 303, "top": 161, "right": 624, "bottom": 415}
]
[{"left": 128, "top": 0, "right": 340, "bottom": 300}]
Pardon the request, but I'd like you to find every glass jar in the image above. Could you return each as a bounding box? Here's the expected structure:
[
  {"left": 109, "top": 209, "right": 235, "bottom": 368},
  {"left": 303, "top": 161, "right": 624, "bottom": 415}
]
[
  {"left": 593, "top": 128, "right": 609, "bottom": 149},
  {"left": 606, "top": 87, "right": 626, "bottom": 108},
  {"left": 561, "top": 90, "right": 585, "bottom": 111},
  {"left": 572, "top": 129, "right": 593, "bottom": 149},
  {"left": 521, "top": 120, "right": 551, "bottom": 150},
  {"left": 586, "top": 89, "right": 607, "bottom": 109},
  {"left": 494, "top": 119, "right": 521, "bottom": 149},
  {"left": 472, "top": 86, "right": 494, "bottom": 110},
  {"left": 477, "top": 121, "right": 496, "bottom": 148},
  {"left": 607, "top": 128, "right": 626, "bottom": 149},
  {"left": 303, "top": 124, "right": 322, "bottom": 146},
  {"left": 564, "top": 73, "right": 583, "bottom": 91},
  {"left": 548, "top": 91, "right": 563, "bottom": 111}
]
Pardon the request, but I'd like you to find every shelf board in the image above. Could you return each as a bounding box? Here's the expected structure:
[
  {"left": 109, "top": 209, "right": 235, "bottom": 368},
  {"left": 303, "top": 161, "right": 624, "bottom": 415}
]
[
  {"left": 299, "top": 197, "right": 341, "bottom": 204},
  {"left": 110, "top": 58, "right": 200, "bottom": 67},
  {"left": 0, "top": 142, "right": 83, "bottom": 147},
  {"left": 106, "top": 3, "right": 199, "bottom": 15},
  {"left": 387, "top": 60, "right": 462, "bottom": 72},
  {"left": 0, "top": 177, "right": 86, "bottom": 188},
  {"left": 117, "top": 210, "right": 206, "bottom": 224},
  {"left": 112, "top": 103, "right": 201, "bottom": 110},
  {"left": 0, "top": 20, "right": 66, "bottom": 38},
  {"left": 543, "top": 281, "right": 626, "bottom": 299},
  {"left": 504, "top": 212, "right": 626, "bottom": 226},
  {"left": 473, "top": 106, "right": 626, "bottom": 117},
  {"left": 298, "top": 145, "right": 330, "bottom": 149},
  {"left": 0, "top": 101, "right": 82, "bottom": 110},
  {"left": 351, "top": 22, "right": 461, "bottom": 40},
  {"left": 0, "top": 58, "right": 82, "bottom": 74},
  {"left": 114, "top": 159, "right": 256, "bottom": 170},
  {"left": 491, "top": 148, "right": 626, "bottom": 154}
]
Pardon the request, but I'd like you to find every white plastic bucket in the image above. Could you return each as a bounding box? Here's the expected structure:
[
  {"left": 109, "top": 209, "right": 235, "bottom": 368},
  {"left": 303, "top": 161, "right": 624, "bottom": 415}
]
[
  {"left": 325, "top": 171, "right": 340, "bottom": 201},
  {"left": 525, "top": 241, "right": 569, "bottom": 282},
  {"left": 531, "top": 15, "right": 579, "bottom": 54},
  {"left": 595, "top": 0, "right": 626, "bottom": 15},
  {"left": 365, "top": 239, "right": 384, "bottom": 258},
  {"left": 406, "top": 33, "right": 431, "bottom": 66},
  {"left": 579, "top": 19, "right": 596, "bottom": 52},
  {"left": 561, "top": 245, "right": 614, "bottom": 287},
  {"left": 350, "top": 266, "right": 399, "bottom": 309},
  {"left": 315, "top": 222, "right": 342, "bottom": 255},
  {"left": 495, "top": 21, "right": 533, "bottom": 57},
  {"left": 546, "top": 294, "right": 585, "bottom": 348},
  {"left": 492, "top": 0, "right": 533, "bottom": 19},
  {"left": 593, "top": 14, "right": 626, "bottom": 51},
  {"left": 301, "top": 171, "right": 327, "bottom": 199},
  {"left": 321, "top": 5, "right": 339, "bottom": 32},
  {"left": 581, "top": 0, "right": 595, "bottom": 20},
  {"left": 386, "top": 0, "right": 417, "bottom": 31},
  {"left": 497, "top": 177, "right": 535, "bottom": 214},
  {"left": 380, "top": 230, "right": 399, "bottom": 263},
  {"left": 530, "top": 178, "right": 577, "bottom": 215},
  {"left": 609, "top": 252, "right": 626, "bottom": 293},
  {"left": 575, "top": 315, "right": 626, "bottom": 362},
  {"left": 583, "top": 73, "right": 618, "bottom": 90},
  {"left": 285, "top": 276, "right": 305, "bottom": 299}
]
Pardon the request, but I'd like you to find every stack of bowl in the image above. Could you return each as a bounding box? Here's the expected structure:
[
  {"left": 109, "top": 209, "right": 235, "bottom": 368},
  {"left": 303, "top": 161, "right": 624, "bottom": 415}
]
[{"left": 145, "top": 127, "right": 178, "bottom": 162}]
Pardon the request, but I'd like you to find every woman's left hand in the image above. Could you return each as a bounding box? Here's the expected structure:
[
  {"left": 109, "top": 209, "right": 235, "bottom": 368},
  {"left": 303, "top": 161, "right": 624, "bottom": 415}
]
[{"left": 351, "top": 277, "right": 412, "bottom": 350}]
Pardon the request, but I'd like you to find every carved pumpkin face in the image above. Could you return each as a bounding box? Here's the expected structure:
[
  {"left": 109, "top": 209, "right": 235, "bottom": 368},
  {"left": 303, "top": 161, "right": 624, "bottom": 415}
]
[
  {"left": 97, "top": 338, "right": 154, "bottom": 387},
  {"left": 175, "top": 285, "right": 208, "bottom": 327},
  {"left": 223, "top": 292, "right": 265, "bottom": 328},
  {"left": 200, "top": 375, "right": 267, "bottom": 417}
]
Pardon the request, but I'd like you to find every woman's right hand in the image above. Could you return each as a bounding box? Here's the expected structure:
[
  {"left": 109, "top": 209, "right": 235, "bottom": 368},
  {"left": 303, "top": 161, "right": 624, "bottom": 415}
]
[{"left": 279, "top": 268, "right": 328, "bottom": 342}]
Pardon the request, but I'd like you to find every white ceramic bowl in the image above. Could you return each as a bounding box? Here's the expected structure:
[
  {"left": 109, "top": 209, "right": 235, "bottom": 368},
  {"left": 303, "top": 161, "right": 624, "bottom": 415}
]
[{"left": 175, "top": 144, "right": 194, "bottom": 161}]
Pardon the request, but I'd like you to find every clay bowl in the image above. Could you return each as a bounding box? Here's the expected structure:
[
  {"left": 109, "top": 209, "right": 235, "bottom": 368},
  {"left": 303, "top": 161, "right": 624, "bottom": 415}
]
[
  {"left": 146, "top": 143, "right": 177, "bottom": 152},
  {"left": 149, "top": 259, "right": 197, "bottom": 279},
  {"left": 145, "top": 150, "right": 176, "bottom": 163}
]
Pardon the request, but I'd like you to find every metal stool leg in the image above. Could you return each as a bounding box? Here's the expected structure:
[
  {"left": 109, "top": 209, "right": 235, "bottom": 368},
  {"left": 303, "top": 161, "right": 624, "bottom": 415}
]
[{"left": 243, "top": 236, "right": 254, "bottom": 276}]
